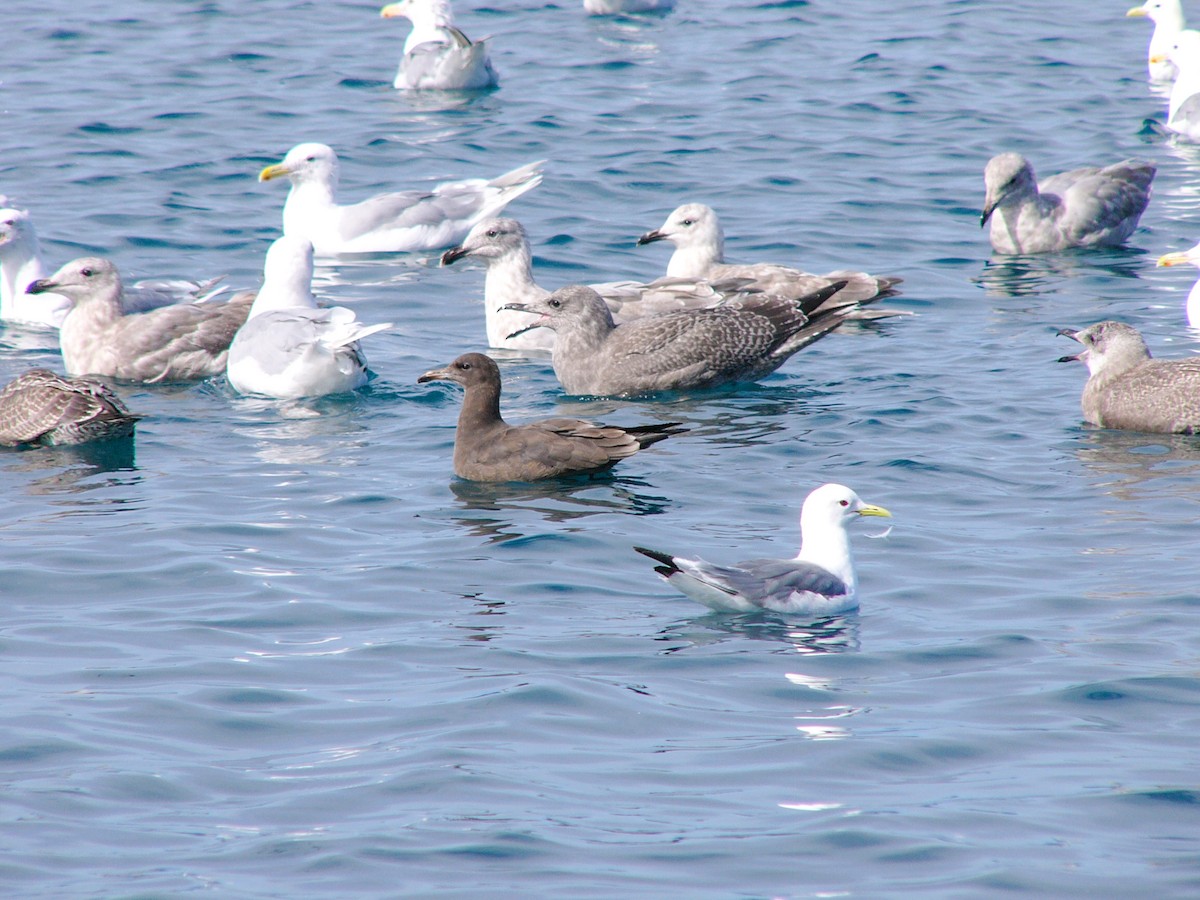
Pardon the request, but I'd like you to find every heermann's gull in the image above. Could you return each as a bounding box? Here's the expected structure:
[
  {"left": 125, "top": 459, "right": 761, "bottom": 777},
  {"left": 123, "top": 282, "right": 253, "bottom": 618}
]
[
  {"left": 980, "top": 153, "right": 1155, "bottom": 254},
  {"left": 503, "top": 282, "right": 865, "bottom": 397},
  {"left": 1058, "top": 321, "right": 1200, "bottom": 433},
  {"left": 1155, "top": 241, "right": 1200, "bottom": 326},
  {"left": 227, "top": 236, "right": 391, "bottom": 399},
  {"left": 380, "top": 0, "right": 498, "bottom": 91},
  {"left": 1155, "top": 30, "right": 1200, "bottom": 141},
  {"left": 417, "top": 352, "right": 685, "bottom": 481},
  {"left": 440, "top": 217, "right": 762, "bottom": 351},
  {"left": 0, "top": 206, "right": 226, "bottom": 329},
  {"left": 635, "top": 483, "right": 891, "bottom": 616},
  {"left": 28, "top": 257, "right": 252, "bottom": 383},
  {"left": 258, "top": 143, "right": 542, "bottom": 255},
  {"left": 0, "top": 369, "right": 139, "bottom": 446},
  {"left": 636, "top": 203, "right": 902, "bottom": 307},
  {"left": 1127, "top": 0, "right": 1185, "bottom": 82}
]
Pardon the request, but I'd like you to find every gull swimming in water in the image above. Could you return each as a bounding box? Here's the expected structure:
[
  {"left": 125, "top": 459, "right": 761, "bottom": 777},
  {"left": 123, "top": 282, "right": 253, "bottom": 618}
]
[
  {"left": 258, "top": 142, "right": 543, "bottom": 256},
  {"left": 0, "top": 206, "right": 226, "bottom": 329},
  {"left": 417, "top": 351, "right": 684, "bottom": 481},
  {"left": 380, "top": 0, "right": 498, "bottom": 91},
  {"left": 503, "top": 281, "right": 868, "bottom": 397},
  {"left": 1155, "top": 30, "right": 1200, "bottom": 141},
  {"left": 1127, "top": 0, "right": 1186, "bottom": 81},
  {"left": 980, "top": 153, "right": 1155, "bottom": 254},
  {"left": 28, "top": 257, "right": 253, "bottom": 383},
  {"left": 636, "top": 203, "right": 902, "bottom": 307},
  {"left": 440, "top": 217, "right": 765, "bottom": 351},
  {"left": 227, "top": 236, "right": 392, "bottom": 399},
  {"left": 635, "top": 483, "right": 892, "bottom": 616},
  {"left": 0, "top": 368, "right": 140, "bottom": 447},
  {"left": 1156, "top": 240, "right": 1200, "bottom": 326},
  {"left": 1058, "top": 321, "right": 1200, "bottom": 433}
]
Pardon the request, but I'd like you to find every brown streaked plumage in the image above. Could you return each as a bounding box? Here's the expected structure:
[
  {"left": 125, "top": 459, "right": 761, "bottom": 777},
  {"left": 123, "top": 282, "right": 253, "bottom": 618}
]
[
  {"left": 418, "top": 352, "right": 685, "bottom": 481},
  {"left": 0, "top": 369, "right": 140, "bottom": 446}
]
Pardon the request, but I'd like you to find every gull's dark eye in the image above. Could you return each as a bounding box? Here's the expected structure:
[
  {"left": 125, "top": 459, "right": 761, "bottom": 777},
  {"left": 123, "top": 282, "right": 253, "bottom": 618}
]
[
  {"left": 839, "top": 499, "right": 850, "bottom": 507},
  {"left": 549, "top": 299, "right": 561, "bottom": 309},
  {"left": 81, "top": 267, "right": 94, "bottom": 277},
  {"left": 457, "top": 361, "right": 472, "bottom": 370},
  {"left": 681, "top": 218, "right": 694, "bottom": 226},
  {"left": 305, "top": 155, "right": 316, "bottom": 163},
  {"left": 486, "top": 229, "right": 498, "bottom": 238}
]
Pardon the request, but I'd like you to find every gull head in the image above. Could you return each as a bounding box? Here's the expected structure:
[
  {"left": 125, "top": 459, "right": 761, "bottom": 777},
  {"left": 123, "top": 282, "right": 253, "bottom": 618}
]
[
  {"left": 638, "top": 202, "right": 722, "bottom": 251},
  {"left": 418, "top": 351, "right": 499, "bottom": 390},
  {"left": 1164, "top": 28, "right": 1200, "bottom": 69},
  {"left": 1057, "top": 321, "right": 1151, "bottom": 378},
  {"left": 259, "top": 142, "right": 340, "bottom": 187},
  {"left": 381, "top": 0, "right": 453, "bottom": 25},
  {"left": 1157, "top": 241, "right": 1200, "bottom": 270},
  {"left": 441, "top": 217, "right": 528, "bottom": 267},
  {"left": 501, "top": 284, "right": 614, "bottom": 339},
  {"left": 802, "top": 483, "right": 892, "bottom": 536},
  {"left": 981, "top": 153, "right": 1037, "bottom": 226},
  {"left": 0, "top": 207, "right": 35, "bottom": 251},
  {"left": 27, "top": 256, "right": 122, "bottom": 305}
]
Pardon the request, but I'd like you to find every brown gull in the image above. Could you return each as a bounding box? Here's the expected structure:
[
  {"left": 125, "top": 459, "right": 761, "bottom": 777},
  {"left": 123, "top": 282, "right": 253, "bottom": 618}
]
[
  {"left": 0, "top": 369, "right": 139, "bottom": 446},
  {"left": 980, "top": 153, "right": 1155, "bottom": 254},
  {"left": 635, "top": 483, "right": 891, "bottom": 616},
  {"left": 28, "top": 257, "right": 253, "bottom": 383},
  {"left": 417, "top": 352, "right": 684, "bottom": 481},
  {"left": 1058, "top": 321, "right": 1200, "bottom": 433}
]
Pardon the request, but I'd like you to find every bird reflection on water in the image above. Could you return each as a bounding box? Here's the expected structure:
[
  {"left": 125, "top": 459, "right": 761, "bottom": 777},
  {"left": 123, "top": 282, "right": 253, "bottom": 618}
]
[{"left": 656, "top": 612, "right": 861, "bottom": 656}]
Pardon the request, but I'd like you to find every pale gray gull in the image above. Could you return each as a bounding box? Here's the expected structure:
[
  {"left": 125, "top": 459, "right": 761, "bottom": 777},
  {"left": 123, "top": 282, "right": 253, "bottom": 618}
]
[
  {"left": 417, "top": 351, "right": 684, "bottom": 481},
  {"left": 28, "top": 257, "right": 253, "bottom": 382},
  {"left": 0, "top": 368, "right": 140, "bottom": 446},
  {"left": 637, "top": 203, "right": 902, "bottom": 308},
  {"left": 1058, "top": 320, "right": 1200, "bottom": 433},
  {"left": 635, "top": 483, "right": 891, "bottom": 616},
  {"left": 1157, "top": 241, "right": 1200, "bottom": 326},
  {"left": 1158, "top": 30, "right": 1200, "bottom": 141},
  {"left": 380, "top": 0, "right": 497, "bottom": 91},
  {"left": 503, "top": 281, "right": 867, "bottom": 397},
  {"left": 584, "top": 0, "right": 676, "bottom": 14},
  {"left": 980, "top": 153, "right": 1155, "bottom": 254},
  {"left": 227, "top": 236, "right": 392, "bottom": 399},
  {"left": 1127, "top": 0, "right": 1185, "bottom": 81},
  {"left": 258, "top": 142, "right": 543, "bottom": 256},
  {"left": 440, "top": 217, "right": 764, "bottom": 351},
  {"left": 0, "top": 205, "right": 226, "bottom": 329}
]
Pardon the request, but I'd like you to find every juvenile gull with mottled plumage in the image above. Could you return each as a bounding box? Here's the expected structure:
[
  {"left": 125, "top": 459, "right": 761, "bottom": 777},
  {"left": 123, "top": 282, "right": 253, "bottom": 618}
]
[
  {"left": 418, "top": 352, "right": 684, "bottom": 481},
  {"left": 635, "top": 483, "right": 892, "bottom": 616},
  {"left": 980, "top": 153, "right": 1155, "bottom": 254},
  {"left": 1058, "top": 320, "right": 1200, "bottom": 433},
  {"left": 28, "top": 257, "right": 252, "bottom": 383},
  {"left": 0, "top": 369, "right": 139, "bottom": 446}
]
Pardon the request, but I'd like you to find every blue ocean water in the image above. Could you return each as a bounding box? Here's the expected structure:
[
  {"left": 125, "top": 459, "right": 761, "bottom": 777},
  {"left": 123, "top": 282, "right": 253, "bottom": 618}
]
[{"left": 3, "top": 0, "right": 1200, "bottom": 895}]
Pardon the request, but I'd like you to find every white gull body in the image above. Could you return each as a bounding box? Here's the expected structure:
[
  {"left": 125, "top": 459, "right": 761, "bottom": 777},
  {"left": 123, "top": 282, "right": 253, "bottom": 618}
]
[
  {"left": 1127, "top": 0, "right": 1186, "bottom": 81},
  {"left": 1162, "top": 30, "right": 1200, "bottom": 141},
  {"left": 380, "top": 0, "right": 497, "bottom": 91}
]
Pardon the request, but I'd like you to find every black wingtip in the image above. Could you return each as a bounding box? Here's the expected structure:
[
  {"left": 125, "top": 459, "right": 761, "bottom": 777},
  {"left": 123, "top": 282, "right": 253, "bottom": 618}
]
[{"left": 634, "top": 546, "right": 678, "bottom": 574}]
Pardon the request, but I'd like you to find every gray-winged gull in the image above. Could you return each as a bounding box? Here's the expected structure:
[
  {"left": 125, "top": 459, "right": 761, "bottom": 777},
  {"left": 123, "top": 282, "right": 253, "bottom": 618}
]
[
  {"left": 440, "top": 217, "right": 764, "bottom": 351},
  {"left": 0, "top": 206, "right": 226, "bottom": 329},
  {"left": 258, "top": 142, "right": 543, "bottom": 256},
  {"left": 635, "top": 483, "right": 891, "bottom": 616},
  {"left": 0, "top": 368, "right": 139, "bottom": 446},
  {"left": 1157, "top": 30, "right": 1200, "bottom": 141},
  {"left": 637, "top": 203, "right": 902, "bottom": 308},
  {"left": 1156, "top": 241, "right": 1200, "bottom": 326},
  {"left": 1127, "top": 0, "right": 1185, "bottom": 81},
  {"left": 28, "top": 257, "right": 253, "bottom": 382},
  {"left": 417, "top": 351, "right": 685, "bottom": 481},
  {"left": 227, "top": 236, "right": 392, "bottom": 399},
  {"left": 380, "top": 0, "right": 497, "bottom": 91},
  {"left": 1058, "top": 320, "right": 1200, "bottom": 433},
  {"left": 980, "top": 153, "right": 1155, "bottom": 253},
  {"left": 503, "top": 281, "right": 867, "bottom": 397}
]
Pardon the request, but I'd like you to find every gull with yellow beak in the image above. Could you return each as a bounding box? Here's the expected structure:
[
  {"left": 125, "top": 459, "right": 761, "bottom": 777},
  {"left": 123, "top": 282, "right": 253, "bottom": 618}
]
[
  {"left": 380, "top": 0, "right": 497, "bottom": 91},
  {"left": 635, "top": 483, "right": 892, "bottom": 616},
  {"left": 1152, "top": 30, "right": 1200, "bottom": 141},
  {"left": 1127, "top": 0, "right": 1186, "bottom": 82},
  {"left": 1156, "top": 241, "right": 1200, "bottom": 326},
  {"left": 258, "top": 142, "right": 542, "bottom": 256}
]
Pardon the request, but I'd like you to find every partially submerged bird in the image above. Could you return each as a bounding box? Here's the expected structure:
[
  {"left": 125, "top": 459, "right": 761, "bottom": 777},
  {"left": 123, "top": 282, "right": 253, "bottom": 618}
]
[
  {"left": 584, "top": 0, "right": 676, "bottom": 14},
  {"left": 636, "top": 203, "right": 902, "bottom": 307},
  {"left": 1156, "top": 30, "right": 1200, "bottom": 142},
  {"left": 635, "top": 483, "right": 892, "bottom": 616},
  {"left": 440, "top": 217, "right": 764, "bottom": 351},
  {"left": 1058, "top": 320, "right": 1200, "bottom": 433},
  {"left": 503, "top": 282, "right": 863, "bottom": 397},
  {"left": 0, "top": 368, "right": 139, "bottom": 447},
  {"left": 1127, "top": 0, "right": 1186, "bottom": 82},
  {"left": 258, "top": 142, "right": 543, "bottom": 255},
  {"left": 417, "top": 351, "right": 684, "bottom": 481},
  {"left": 380, "top": 0, "right": 498, "bottom": 91},
  {"left": 0, "top": 205, "right": 226, "bottom": 329},
  {"left": 1155, "top": 241, "right": 1200, "bottom": 326},
  {"left": 28, "top": 257, "right": 252, "bottom": 383},
  {"left": 980, "top": 153, "right": 1155, "bottom": 254},
  {"left": 227, "top": 236, "right": 392, "bottom": 399}
]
